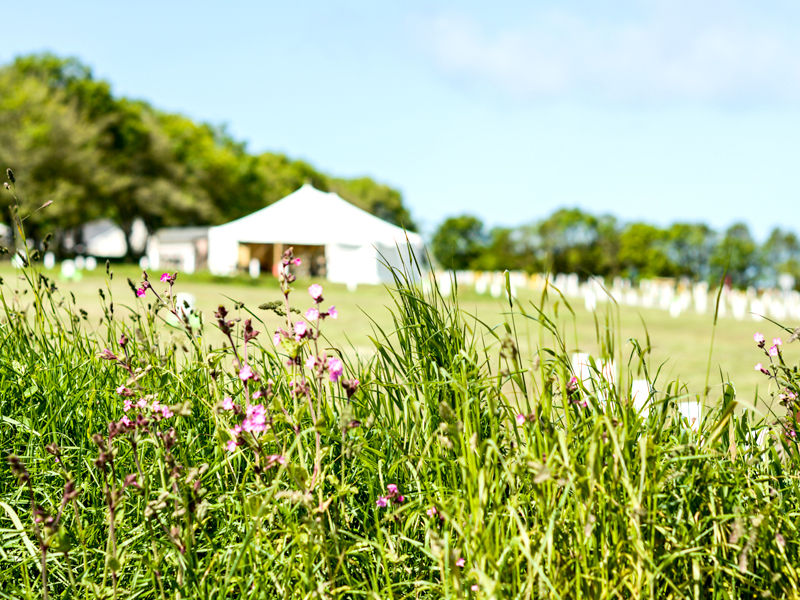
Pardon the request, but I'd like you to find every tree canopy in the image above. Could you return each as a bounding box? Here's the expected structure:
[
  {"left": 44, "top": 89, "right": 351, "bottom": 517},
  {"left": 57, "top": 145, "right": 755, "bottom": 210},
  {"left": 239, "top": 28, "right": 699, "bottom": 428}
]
[
  {"left": 431, "top": 208, "right": 797, "bottom": 289},
  {"left": 0, "top": 53, "right": 416, "bottom": 257}
]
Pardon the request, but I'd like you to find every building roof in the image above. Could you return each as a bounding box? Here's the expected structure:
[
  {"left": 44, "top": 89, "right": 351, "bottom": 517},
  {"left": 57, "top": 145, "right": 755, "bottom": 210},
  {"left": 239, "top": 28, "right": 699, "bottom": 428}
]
[
  {"left": 153, "top": 227, "right": 210, "bottom": 244},
  {"left": 209, "top": 184, "right": 422, "bottom": 247}
]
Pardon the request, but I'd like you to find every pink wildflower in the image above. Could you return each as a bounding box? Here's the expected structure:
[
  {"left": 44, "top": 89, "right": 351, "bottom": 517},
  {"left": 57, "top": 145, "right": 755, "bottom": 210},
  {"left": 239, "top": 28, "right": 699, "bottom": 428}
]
[
  {"left": 308, "top": 284, "right": 323, "bottom": 300},
  {"left": 756, "top": 363, "right": 769, "bottom": 375},
  {"left": 292, "top": 258, "right": 301, "bottom": 266},
  {"left": 230, "top": 425, "right": 242, "bottom": 436},
  {"left": 239, "top": 365, "right": 255, "bottom": 381},
  {"left": 161, "top": 405, "right": 173, "bottom": 418},
  {"left": 273, "top": 331, "right": 281, "bottom": 346},
  {"left": 328, "top": 357, "right": 344, "bottom": 383},
  {"left": 327, "top": 306, "right": 338, "bottom": 319},
  {"left": 387, "top": 484, "right": 398, "bottom": 494},
  {"left": 151, "top": 401, "right": 161, "bottom": 413},
  {"left": 427, "top": 507, "right": 437, "bottom": 517},
  {"left": 226, "top": 440, "right": 238, "bottom": 453},
  {"left": 160, "top": 273, "right": 170, "bottom": 283},
  {"left": 471, "top": 584, "right": 479, "bottom": 591},
  {"left": 242, "top": 404, "right": 267, "bottom": 434},
  {"left": 136, "top": 287, "right": 146, "bottom": 298},
  {"left": 136, "top": 398, "right": 148, "bottom": 409},
  {"left": 116, "top": 385, "right": 133, "bottom": 397},
  {"left": 774, "top": 337, "right": 783, "bottom": 346},
  {"left": 456, "top": 558, "right": 466, "bottom": 568},
  {"left": 375, "top": 497, "right": 388, "bottom": 508},
  {"left": 123, "top": 399, "right": 132, "bottom": 412},
  {"left": 266, "top": 454, "right": 286, "bottom": 468},
  {"left": 398, "top": 495, "right": 405, "bottom": 502},
  {"left": 754, "top": 332, "right": 765, "bottom": 343},
  {"left": 516, "top": 414, "right": 526, "bottom": 426},
  {"left": 222, "top": 397, "right": 234, "bottom": 411},
  {"left": 294, "top": 321, "right": 307, "bottom": 338},
  {"left": 305, "top": 308, "right": 319, "bottom": 321},
  {"left": 120, "top": 415, "right": 132, "bottom": 427},
  {"left": 305, "top": 355, "right": 316, "bottom": 370},
  {"left": 769, "top": 345, "right": 779, "bottom": 357}
]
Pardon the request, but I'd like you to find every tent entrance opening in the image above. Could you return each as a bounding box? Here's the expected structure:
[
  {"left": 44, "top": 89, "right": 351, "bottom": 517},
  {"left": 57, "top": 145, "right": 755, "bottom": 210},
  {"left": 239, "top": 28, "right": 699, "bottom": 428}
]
[{"left": 237, "top": 243, "right": 326, "bottom": 278}]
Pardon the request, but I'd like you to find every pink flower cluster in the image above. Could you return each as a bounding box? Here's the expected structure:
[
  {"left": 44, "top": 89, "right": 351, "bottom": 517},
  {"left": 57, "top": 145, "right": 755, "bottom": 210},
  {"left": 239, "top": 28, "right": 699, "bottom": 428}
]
[
  {"left": 516, "top": 412, "right": 535, "bottom": 426},
  {"left": 242, "top": 403, "right": 267, "bottom": 434},
  {"left": 376, "top": 483, "right": 404, "bottom": 508},
  {"left": 754, "top": 332, "right": 784, "bottom": 371}
]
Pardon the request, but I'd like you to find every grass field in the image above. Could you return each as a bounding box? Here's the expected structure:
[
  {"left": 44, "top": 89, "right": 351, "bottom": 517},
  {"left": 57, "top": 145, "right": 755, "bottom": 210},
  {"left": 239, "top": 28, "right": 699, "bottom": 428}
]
[
  {"left": 4, "top": 255, "right": 800, "bottom": 598},
  {"left": 6, "top": 263, "right": 782, "bottom": 412}
]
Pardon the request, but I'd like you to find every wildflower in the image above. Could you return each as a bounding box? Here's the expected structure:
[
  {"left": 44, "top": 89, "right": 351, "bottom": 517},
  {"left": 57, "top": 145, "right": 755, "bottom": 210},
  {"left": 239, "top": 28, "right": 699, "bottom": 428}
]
[
  {"left": 120, "top": 415, "right": 132, "bottom": 427},
  {"left": 471, "top": 584, "right": 479, "bottom": 591},
  {"left": 456, "top": 558, "right": 466, "bottom": 568},
  {"left": 160, "top": 273, "right": 171, "bottom": 283},
  {"left": 327, "top": 306, "right": 338, "bottom": 319},
  {"left": 305, "top": 308, "right": 319, "bottom": 321},
  {"left": 754, "top": 332, "right": 765, "bottom": 344},
  {"left": 239, "top": 365, "right": 255, "bottom": 381},
  {"left": 342, "top": 378, "right": 360, "bottom": 399},
  {"left": 308, "top": 284, "right": 323, "bottom": 300},
  {"left": 273, "top": 331, "right": 281, "bottom": 346},
  {"left": 427, "top": 507, "right": 437, "bottom": 517},
  {"left": 755, "top": 363, "right": 770, "bottom": 375},
  {"left": 516, "top": 414, "right": 526, "bottom": 426},
  {"left": 118, "top": 334, "right": 128, "bottom": 348},
  {"left": 116, "top": 385, "right": 133, "bottom": 397},
  {"left": 136, "top": 287, "right": 146, "bottom": 298},
  {"left": 98, "top": 348, "right": 118, "bottom": 361},
  {"left": 305, "top": 355, "right": 316, "bottom": 370},
  {"left": 242, "top": 404, "right": 267, "bottom": 433},
  {"left": 769, "top": 345, "right": 779, "bottom": 357},
  {"left": 387, "top": 484, "right": 398, "bottom": 494},
  {"left": 292, "top": 258, "right": 301, "bottom": 266},
  {"left": 375, "top": 497, "right": 388, "bottom": 508},
  {"left": 230, "top": 425, "right": 242, "bottom": 436},
  {"left": 266, "top": 454, "right": 286, "bottom": 468},
  {"left": 226, "top": 440, "right": 238, "bottom": 453},
  {"left": 123, "top": 473, "right": 139, "bottom": 488},
  {"left": 161, "top": 405, "right": 173, "bottom": 418},
  {"left": 123, "top": 399, "right": 132, "bottom": 412},
  {"left": 294, "top": 321, "right": 307, "bottom": 339},
  {"left": 222, "top": 397, "right": 234, "bottom": 411},
  {"left": 328, "top": 357, "right": 344, "bottom": 383},
  {"left": 136, "top": 398, "right": 148, "bottom": 409},
  {"left": 774, "top": 337, "right": 783, "bottom": 346}
]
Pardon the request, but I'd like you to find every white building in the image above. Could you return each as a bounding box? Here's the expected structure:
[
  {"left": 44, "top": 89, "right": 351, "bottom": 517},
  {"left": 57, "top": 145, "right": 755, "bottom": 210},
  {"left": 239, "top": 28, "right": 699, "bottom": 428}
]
[
  {"left": 207, "top": 184, "right": 424, "bottom": 285},
  {"left": 146, "top": 227, "right": 210, "bottom": 274}
]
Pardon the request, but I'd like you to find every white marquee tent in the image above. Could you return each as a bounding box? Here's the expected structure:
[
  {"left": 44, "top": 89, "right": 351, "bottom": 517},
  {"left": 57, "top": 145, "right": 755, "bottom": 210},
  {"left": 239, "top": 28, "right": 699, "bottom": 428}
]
[{"left": 207, "top": 184, "right": 424, "bottom": 284}]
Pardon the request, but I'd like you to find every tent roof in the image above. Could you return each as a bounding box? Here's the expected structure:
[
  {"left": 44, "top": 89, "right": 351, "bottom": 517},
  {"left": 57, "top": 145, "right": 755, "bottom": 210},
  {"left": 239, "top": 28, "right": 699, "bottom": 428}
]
[{"left": 210, "top": 184, "right": 422, "bottom": 247}]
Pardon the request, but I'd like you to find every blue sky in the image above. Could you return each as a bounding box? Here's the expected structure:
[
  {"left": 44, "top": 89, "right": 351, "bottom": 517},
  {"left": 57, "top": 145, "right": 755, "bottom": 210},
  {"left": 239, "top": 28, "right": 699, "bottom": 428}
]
[{"left": 3, "top": 1, "right": 800, "bottom": 238}]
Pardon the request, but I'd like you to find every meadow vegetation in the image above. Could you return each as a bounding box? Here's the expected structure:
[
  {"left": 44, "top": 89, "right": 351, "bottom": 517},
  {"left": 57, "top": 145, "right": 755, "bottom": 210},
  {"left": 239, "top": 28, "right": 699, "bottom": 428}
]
[{"left": 3, "top": 206, "right": 800, "bottom": 598}]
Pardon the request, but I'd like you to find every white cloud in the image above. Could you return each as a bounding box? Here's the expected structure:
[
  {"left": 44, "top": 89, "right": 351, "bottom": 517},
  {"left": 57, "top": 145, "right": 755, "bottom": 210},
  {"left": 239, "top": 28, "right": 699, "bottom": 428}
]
[{"left": 410, "top": 2, "right": 800, "bottom": 104}]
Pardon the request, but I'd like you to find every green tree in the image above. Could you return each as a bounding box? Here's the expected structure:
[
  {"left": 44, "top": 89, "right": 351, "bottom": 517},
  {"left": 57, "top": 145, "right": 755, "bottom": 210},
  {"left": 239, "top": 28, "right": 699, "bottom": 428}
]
[
  {"left": 761, "top": 228, "right": 800, "bottom": 288},
  {"left": 665, "top": 223, "right": 716, "bottom": 280},
  {"left": 711, "top": 222, "right": 759, "bottom": 287},
  {"left": 432, "top": 215, "right": 487, "bottom": 270},
  {"left": 618, "top": 223, "right": 675, "bottom": 279},
  {"left": 536, "top": 208, "right": 618, "bottom": 276}
]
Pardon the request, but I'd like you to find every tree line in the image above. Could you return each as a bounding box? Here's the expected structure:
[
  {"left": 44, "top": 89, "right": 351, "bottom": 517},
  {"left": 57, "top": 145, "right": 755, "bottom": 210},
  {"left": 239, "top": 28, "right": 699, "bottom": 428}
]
[
  {"left": 432, "top": 209, "right": 800, "bottom": 289},
  {"left": 0, "top": 54, "right": 416, "bottom": 259}
]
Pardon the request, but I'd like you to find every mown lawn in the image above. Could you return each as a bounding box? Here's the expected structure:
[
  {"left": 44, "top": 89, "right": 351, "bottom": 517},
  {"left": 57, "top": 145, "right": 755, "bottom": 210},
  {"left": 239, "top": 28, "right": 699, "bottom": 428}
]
[{"left": 6, "top": 263, "right": 780, "bottom": 412}]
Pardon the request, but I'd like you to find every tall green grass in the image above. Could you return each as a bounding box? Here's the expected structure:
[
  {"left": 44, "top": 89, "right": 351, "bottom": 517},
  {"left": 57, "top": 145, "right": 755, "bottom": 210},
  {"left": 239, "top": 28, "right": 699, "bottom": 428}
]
[{"left": 1, "top": 236, "right": 799, "bottom": 599}]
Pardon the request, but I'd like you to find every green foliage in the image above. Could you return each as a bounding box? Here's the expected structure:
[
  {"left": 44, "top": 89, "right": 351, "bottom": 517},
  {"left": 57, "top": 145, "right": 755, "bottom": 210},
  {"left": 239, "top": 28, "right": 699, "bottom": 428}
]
[
  {"left": 618, "top": 222, "right": 675, "bottom": 278},
  {"left": 0, "top": 53, "right": 415, "bottom": 257},
  {"left": 431, "top": 214, "right": 487, "bottom": 269},
  {"left": 2, "top": 198, "right": 800, "bottom": 597}
]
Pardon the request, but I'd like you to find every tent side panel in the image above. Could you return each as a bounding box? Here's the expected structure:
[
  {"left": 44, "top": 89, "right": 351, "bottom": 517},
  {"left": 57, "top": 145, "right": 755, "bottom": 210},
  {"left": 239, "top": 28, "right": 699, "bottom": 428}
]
[
  {"left": 208, "top": 227, "right": 239, "bottom": 275},
  {"left": 326, "top": 243, "right": 380, "bottom": 285},
  {"left": 375, "top": 241, "right": 426, "bottom": 284}
]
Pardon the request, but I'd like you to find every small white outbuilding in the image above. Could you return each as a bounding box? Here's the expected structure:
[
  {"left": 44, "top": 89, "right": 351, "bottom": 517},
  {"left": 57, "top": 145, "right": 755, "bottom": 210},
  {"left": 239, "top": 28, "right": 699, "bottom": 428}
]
[{"left": 207, "top": 184, "right": 424, "bottom": 285}]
